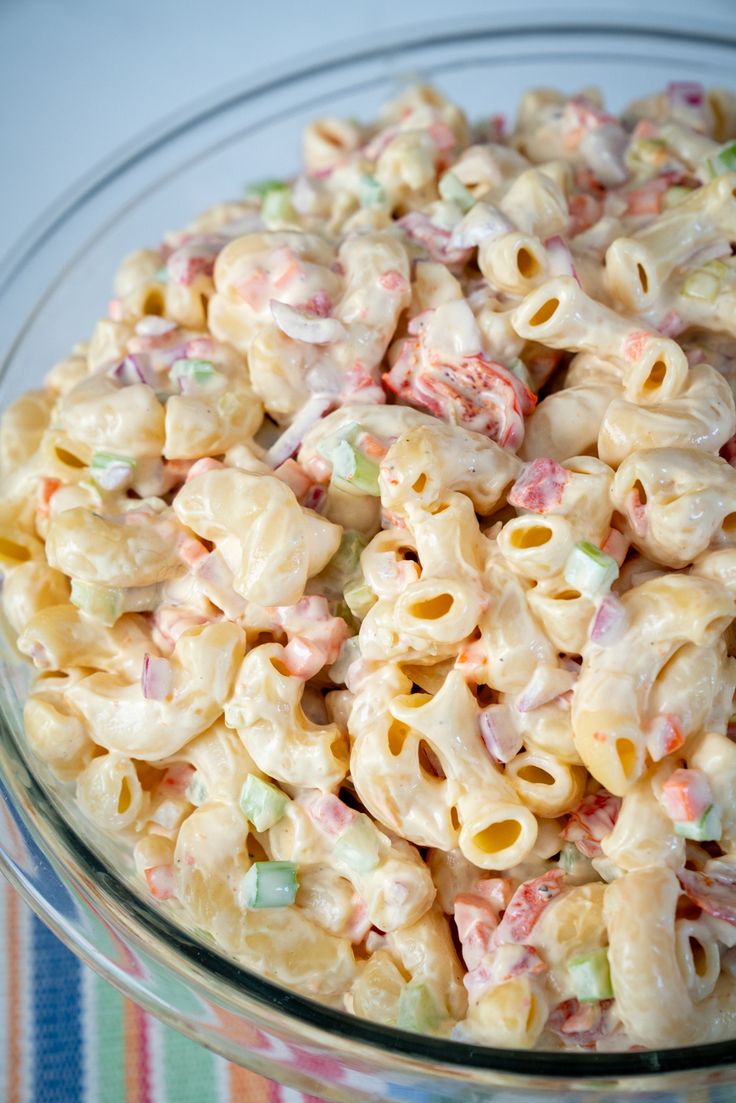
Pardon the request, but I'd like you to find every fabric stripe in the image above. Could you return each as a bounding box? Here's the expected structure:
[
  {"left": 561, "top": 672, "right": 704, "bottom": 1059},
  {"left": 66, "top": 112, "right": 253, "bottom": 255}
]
[
  {"left": 95, "top": 972, "right": 125, "bottom": 1103},
  {"left": 31, "top": 913, "right": 83, "bottom": 1103},
  {"left": 80, "top": 962, "right": 97, "bottom": 1103},
  {"left": 4, "top": 888, "right": 22, "bottom": 1103},
  {"left": 162, "top": 1008, "right": 217, "bottom": 1103},
  {"left": 228, "top": 1061, "right": 274, "bottom": 1103},
  {"left": 124, "top": 1001, "right": 155, "bottom": 1103}
]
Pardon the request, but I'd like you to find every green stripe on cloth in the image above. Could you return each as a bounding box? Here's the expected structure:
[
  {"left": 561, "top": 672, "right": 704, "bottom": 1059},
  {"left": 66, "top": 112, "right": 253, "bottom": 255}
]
[
  {"left": 96, "top": 972, "right": 125, "bottom": 1103},
  {"left": 163, "top": 1015, "right": 217, "bottom": 1103}
]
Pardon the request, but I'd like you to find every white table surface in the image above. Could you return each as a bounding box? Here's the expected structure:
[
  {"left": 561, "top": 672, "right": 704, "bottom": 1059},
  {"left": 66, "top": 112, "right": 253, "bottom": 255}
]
[{"left": 2, "top": 0, "right": 736, "bottom": 268}]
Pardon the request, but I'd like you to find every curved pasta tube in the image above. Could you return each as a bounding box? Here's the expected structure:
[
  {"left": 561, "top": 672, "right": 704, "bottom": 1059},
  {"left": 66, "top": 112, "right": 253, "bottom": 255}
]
[
  {"left": 0, "top": 388, "right": 54, "bottom": 475},
  {"left": 44, "top": 353, "right": 89, "bottom": 396},
  {"left": 572, "top": 574, "right": 735, "bottom": 794},
  {"left": 497, "top": 514, "right": 575, "bottom": 581},
  {"left": 174, "top": 467, "right": 341, "bottom": 605},
  {"left": 175, "top": 802, "right": 355, "bottom": 996},
  {"left": 519, "top": 382, "right": 621, "bottom": 463},
  {"left": 478, "top": 232, "right": 549, "bottom": 295},
  {"left": 530, "top": 882, "right": 606, "bottom": 996},
  {"left": 601, "top": 778, "right": 684, "bottom": 871},
  {"left": 360, "top": 527, "right": 420, "bottom": 599},
  {"left": 690, "top": 731, "right": 736, "bottom": 852},
  {"left": 386, "top": 906, "right": 467, "bottom": 1021},
  {"left": 2, "top": 561, "right": 70, "bottom": 636},
  {"left": 360, "top": 577, "right": 483, "bottom": 663},
  {"left": 476, "top": 558, "right": 557, "bottom": 693},
  {"left": 168, "top": 719, "right": 262, "bottom": 805},
  {"left": 605, "top": 174, "right": 736, "bottom": 311},
  {"left": 464, "top": 974, "right": 548, "bottom": 1048},
  {"left": 379, "top": 420, "right": 520, "bottom": 517},
  {"left": 300, "top": 402, "right": 436, "bottom": 476},
  {"left": 24, "top": 678, "right": 95, "bottom": 781},
  {"left": 598, "top": 364, "right": 736, "bottom": 468},
  {"left": 512, "top": 277, "right": 688, "bottom": 405},
  {"left": 350, "top": 667, "right": 537, "bottom": 868},
  {"left": 526, "top": 580, "right": 595, "bottom": 654},
  {"left": 514, "top": 697, "right": 581, "bottom": 766},
  {"left": 504, "top": 750, "right": 586, "bottom": 817},
  {"left": 605, "top": 867, "right": 696, "bottom": 1047},
  {"left": 46, "top": 506, "right": 186, "bottom": 589},
  {"left": 498, "top": 168, "right": 569, "bottom": 240},
  {"left": 56, "top": 374, "right": 165, "bottom": 460},
  {"left": 224, "top": 643, "right": 348, "bottom": 791},
  {"left": 65, "top": 622, "right": 245, "bottom": 760},
  {"left": 17, "top": 605, "right": 153, "bottom": 680},
  {"left": 675, "top": 918, "right": 721, "bottom": 1003},
  {"left": 407, "top": 494, "right": 487, "bottom": 582},
  {"left": 0, "top": 500, "right": 45, "bottom": 568},
  {"left": 611, "top": 447, "right": 736, "bottom": 568},
  {"left": 646, "top": 640, "right": 735, "bottom": 743},
  {"left": 692, "top": 546, "right": 736, "bottom": 597},
  {"left": 77, "top": 753, "right": 148, "bottom": 833}
]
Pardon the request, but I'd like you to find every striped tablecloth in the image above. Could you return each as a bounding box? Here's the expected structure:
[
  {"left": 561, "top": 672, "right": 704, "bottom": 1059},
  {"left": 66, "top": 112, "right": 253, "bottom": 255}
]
[{"left": 0, "top": 879, "right": 326, "bottom": 1103}]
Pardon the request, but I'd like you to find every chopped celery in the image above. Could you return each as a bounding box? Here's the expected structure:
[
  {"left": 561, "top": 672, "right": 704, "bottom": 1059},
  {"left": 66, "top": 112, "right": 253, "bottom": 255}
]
[
  {"left": 153, "top": 266, "right": 169, "bottom": 283},
  {"left": 396, "top": 982, "right": 443, "bottom": 1033},
  {"left": 563, "top": 541, "right": 619, "bottom": 599},
  {"left": 343, "top": 577, "right": 376, "bottom": 620},
  {"left": 507, "top": 357, "right": 533, "bottom": 388},
  {"left": 261, "top": 184, "right": 296, "bottom": 227},
  {"left": 185, "top": 774, "right": 208, "bottom": 807},
  {"left": 332, "top": 813, "right": 381, "bottom": 872},
  {"left": 359, "top": 174, "right": 385, "bottom": 208},
  {"left": 170, "top": 358, "right": 222, "bottom": 387},
  {"left": 331, "top": 439, "right": 381, "bottom": 496},
  {"left": 244, "top": 178, "right": 288, "bottom": 199},
  {"left": 705, "top": 141, "right": 736, "bottom": 178},
  {"left": 70, "top": 580, "right": 124, "bottom": 626},
  {"left": 239, "top": 774, "right": 288, "bottom": 832},
  {"left": 322, "top": 530, "right": 368, "bottom": 587},
  {"left": 674, "top": 803, "right": 722, "bottom": 841},
  {"left": 438, "top": 171, "right": 475, "bottom": 213},
  {"left": 662, "top": 185, "right": 694, "bottom": 209},
  {"left": 239, "top": 861, "right": 298, "bottom": 909},
  {"left": 328, "top": 635, "right": 361, "bottom": 683},
  {"left": 682, "top": 269, "right": 721, "bottom": 302},
  {"left": 90, "top": 450, "right": 136, "bottom": 492},
  {"left": 568, "top": 948, "right": 614, "bottom": 1002}
]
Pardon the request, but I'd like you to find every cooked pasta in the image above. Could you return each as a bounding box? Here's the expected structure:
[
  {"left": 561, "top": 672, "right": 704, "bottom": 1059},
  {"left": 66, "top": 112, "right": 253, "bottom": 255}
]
[{"left": 4, "top": 77, "right": 736, "bottom": 1052}]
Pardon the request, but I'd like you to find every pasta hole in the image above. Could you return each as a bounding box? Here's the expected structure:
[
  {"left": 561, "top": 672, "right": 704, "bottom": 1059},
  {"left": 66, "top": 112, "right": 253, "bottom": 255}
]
[
  {"left": 509, "top": 525, "right": 552, "bottom": 549},
  {"left": 642, "top": 361, "right": 667, "bottom": 393},
  {"left": 142, "top": 289, "right": 165, "bottom": 316},
  {"left": 555, "top": 589, "right": 581, "bottom": 601},
  {"left": 0, "top": 538, "right": 31, "bottom": 564},
  {"left": 317, "top": 124, "right": 346, "bottom": 149},
  {"left": 270, "top": 656, "right": 290, "bottom": 676},
  {"left": 430, "top": 502, "right": 450, "bottom": 515},
  {"left": 616, "top": 738, "right": 638, "bottom": 779},
  {"left": 528, "top": 297, "right": 559, "bottom": 326},
  {"left": 117, "top": 777, "right": 132, "bottom": 815},
  {"left": 407, "top": 593, "right": 454, "bottom": 620},
  {"left": 473, "top": 819, "right": 522, "bottom": 854},
  {"left": 387, "top": 720, "right": 410, "bottom": 756},
  {"left": 636, "top": 263, "right": 649, "bottom": 295},
  {"left": 450, "top": 806, "right": 460, "bottom": 831},
  {"left": 690, "top": 937, "right": 708, "bottom": 976},
  {"left": 54, "top": 446, "right": 85, "bottom": 468},
  {"left": 526, "top": 994, "right": 539, "bottom": 1031},
  {"left": 723, "top": 513, "right": 736, "bottom": 535},
  {"left": 516, "top": 764, "right": 555, "bottom": 786},
  {"left": 517, "top": 247, "right": 540, "bottom": 279},
  {"left": 633, "top": 479, "right": 648, "bottom": 505},
  {"left": 418, "top": 740, "right": 446, "bottom": 781},
  {"left": 411, "top": 473, "right": 428, "bottom": 494}
]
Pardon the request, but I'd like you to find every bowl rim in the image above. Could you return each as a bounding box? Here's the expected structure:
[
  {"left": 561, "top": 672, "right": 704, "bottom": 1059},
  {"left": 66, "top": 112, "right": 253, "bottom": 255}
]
[{"left": 3, "top": 12, "right": 736, "bottom": 1085}]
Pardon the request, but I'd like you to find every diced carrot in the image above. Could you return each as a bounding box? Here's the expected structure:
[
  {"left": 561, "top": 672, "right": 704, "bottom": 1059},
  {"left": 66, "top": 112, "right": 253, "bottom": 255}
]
[
  {"left": 661, "top": 768, "right": 712, "bottom": 822},
  {"left": 37, "top": 477, "right": 61, "bottom": 516},
  {"left": 144, "top": 864, "right": 176, "bottom": 901}
]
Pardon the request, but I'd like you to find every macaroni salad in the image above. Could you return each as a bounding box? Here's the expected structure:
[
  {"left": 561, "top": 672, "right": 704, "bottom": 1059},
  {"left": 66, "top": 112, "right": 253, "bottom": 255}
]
[{"left": 5, "top": 80, "right": 736, "bottom": 1051}]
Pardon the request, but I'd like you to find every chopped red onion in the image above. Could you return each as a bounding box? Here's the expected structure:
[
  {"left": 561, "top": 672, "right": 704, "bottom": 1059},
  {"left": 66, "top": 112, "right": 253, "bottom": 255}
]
[
  {"left": 449, "top": 202, "right": 513, "bottom": 249},
  {"left": 265, "top": 394, "right": 334, "bottom": 467},
  {"left": 590, "top": 593, "right": 627, "bottom": 645},
  {"left": 108, "top": 355, "right": 153, "bottom": 387},
  {"left": 516, "top": 665, "right": 577, "bottom": 712},
  {"left": 479, "top": 704, "right": 522, "bottom": 763},
  {"left": 141, "top": 653, "right": 173, "bottom": 700},
  {"left": 134, "top": 315, "right": 177, "bottom": 338},
  {"left": 667, "top": 81, "right": 705, "bottom": 109},
  {"left": 270, "top": 299, "right": 346, "bottom": 345},
  {"left": 545, "top": 236, "right": 580, "bottom": 284}
]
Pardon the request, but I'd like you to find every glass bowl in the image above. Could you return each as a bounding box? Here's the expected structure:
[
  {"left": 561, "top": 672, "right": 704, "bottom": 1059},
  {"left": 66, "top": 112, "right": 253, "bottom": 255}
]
[{"left": 3, "top": 14, "right": 736, "bottom": 1101}]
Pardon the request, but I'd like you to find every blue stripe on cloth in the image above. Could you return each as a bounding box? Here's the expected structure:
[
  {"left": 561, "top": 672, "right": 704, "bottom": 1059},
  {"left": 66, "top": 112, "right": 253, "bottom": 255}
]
[{"left": 31, "top": 914, "right": 84, "bottom": 1103}]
